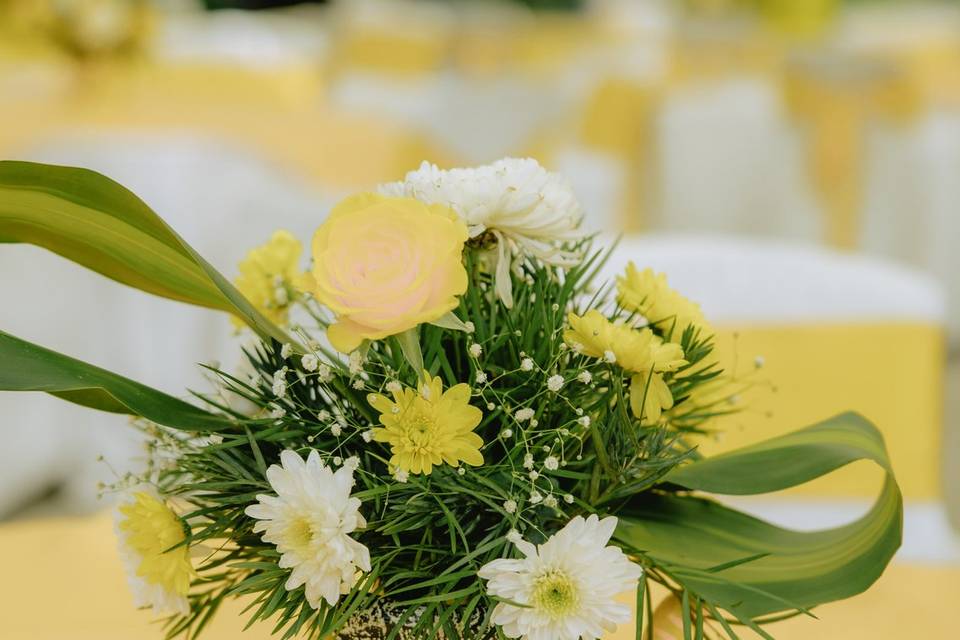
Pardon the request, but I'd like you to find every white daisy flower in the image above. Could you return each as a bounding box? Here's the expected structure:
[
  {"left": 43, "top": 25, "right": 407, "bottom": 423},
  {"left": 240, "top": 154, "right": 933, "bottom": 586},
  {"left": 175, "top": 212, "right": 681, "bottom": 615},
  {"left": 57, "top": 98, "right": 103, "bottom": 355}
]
[
  {"left": 478, "top": 515, "right": 642, "bottom": 640},
  {"left": 379, "top": 158, "right": 584, "bottom": 307},
  {"left": 245, "top": 450, "right": 371, "bottom": 609}
]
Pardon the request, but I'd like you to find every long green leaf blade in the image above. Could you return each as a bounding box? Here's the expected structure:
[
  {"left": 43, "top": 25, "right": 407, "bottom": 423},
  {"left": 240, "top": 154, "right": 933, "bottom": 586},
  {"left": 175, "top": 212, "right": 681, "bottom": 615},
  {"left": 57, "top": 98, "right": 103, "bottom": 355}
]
[
  {"left": 616, "top": 413, "right": 902, "bottom": 618},
  {"left": 0, "top": 160, "right": 288, "bottom": 343},
  {"left": 0, "top": 330, "right": 235, "bottom": 431}
]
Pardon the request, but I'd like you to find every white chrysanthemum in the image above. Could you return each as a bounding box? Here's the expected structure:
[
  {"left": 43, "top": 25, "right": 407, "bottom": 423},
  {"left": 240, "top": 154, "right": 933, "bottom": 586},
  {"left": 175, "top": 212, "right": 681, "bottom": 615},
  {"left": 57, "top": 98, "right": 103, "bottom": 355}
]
[
  {"left": 478, "top": 515, "right": 642, "bottom": 640},
  {"left": 380, "top": 158, "right": 584, "bottom": 307},
  {"left": 245, "top": 450, "right": 371, "bottom": 609}
]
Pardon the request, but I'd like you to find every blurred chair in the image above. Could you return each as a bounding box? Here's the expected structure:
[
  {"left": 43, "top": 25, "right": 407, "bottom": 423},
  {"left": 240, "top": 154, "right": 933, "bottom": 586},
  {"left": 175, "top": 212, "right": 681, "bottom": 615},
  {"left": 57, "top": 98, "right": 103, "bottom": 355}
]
[
  {"left": 0, "top": 135, "right": 336, "bottom": 518},
  {"left": 604, "top": 234, "right": 957, "bottom": 561}
]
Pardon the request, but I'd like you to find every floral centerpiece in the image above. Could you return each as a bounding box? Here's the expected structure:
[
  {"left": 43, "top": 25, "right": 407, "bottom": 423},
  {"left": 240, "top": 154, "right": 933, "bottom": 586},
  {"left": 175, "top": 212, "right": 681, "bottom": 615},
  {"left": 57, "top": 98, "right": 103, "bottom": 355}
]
[{"left": 0, "top": 158, "right": 901, "bottom": 640}]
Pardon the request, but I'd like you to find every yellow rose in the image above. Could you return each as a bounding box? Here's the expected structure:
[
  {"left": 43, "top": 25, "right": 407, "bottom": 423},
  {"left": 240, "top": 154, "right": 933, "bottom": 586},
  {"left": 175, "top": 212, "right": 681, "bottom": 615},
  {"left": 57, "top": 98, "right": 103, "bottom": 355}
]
[{"left": 309, "top": 193, "right": 469, "bottom": 353}]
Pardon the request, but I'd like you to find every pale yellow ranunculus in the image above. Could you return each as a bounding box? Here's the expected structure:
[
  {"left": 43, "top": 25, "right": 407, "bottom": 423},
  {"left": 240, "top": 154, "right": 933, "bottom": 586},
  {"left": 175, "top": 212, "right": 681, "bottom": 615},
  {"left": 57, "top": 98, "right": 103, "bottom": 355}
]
[{"left": 309, "top": 193, "right": 468, "bottom": 353}]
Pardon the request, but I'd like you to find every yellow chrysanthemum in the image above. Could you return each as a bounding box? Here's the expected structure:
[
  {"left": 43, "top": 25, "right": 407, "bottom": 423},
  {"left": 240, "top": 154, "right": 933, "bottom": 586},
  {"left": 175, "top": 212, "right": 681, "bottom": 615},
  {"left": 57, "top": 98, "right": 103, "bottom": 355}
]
[
  {"left": 563, "top": 310, "right": 686, "bottom": 374},
  {"left": 616, "top": 262, "right": 711, "bottom": 342},
  {"left": 564, "top": 310, "right": 687, "bottom": 424},
  {"left": 629, "top": 371, "right": 675, "bottom": 424},
  {"left": 116, "top": 490, "right": 196, "bottom": 614},
  {"left": 233, "top": 230, "right": 303, "bottom": 328},
  {"left": 368, "top": 375, "right": 483, "bottom": 475}
]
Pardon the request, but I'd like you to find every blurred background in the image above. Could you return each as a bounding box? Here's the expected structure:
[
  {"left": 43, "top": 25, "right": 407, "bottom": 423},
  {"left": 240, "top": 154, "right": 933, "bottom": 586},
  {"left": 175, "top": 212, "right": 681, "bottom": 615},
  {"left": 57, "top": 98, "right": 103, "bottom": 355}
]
[{"left": 0, "top": 0, "right": 958, "bottom": 638}]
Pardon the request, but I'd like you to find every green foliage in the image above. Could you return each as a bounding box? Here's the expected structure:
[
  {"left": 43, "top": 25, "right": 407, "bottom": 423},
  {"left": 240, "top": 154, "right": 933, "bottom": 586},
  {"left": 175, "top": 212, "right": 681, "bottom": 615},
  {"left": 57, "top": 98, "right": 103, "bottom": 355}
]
[
  {"left": 0, "top": 160, "right": 289, "bottom": 343},
  {"left": 0, "top": 161, "right": 902, "bottom": 640},
  {"left": 0, "top": 330, "right": 235, "bottom": 431}
]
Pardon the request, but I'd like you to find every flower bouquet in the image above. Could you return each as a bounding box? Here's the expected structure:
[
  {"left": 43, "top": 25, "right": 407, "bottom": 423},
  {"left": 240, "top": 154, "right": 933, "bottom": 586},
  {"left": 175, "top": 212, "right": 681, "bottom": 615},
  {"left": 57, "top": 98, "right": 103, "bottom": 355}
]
[{"left": 0, "top": 158, "right": 901, "bottom": 640}]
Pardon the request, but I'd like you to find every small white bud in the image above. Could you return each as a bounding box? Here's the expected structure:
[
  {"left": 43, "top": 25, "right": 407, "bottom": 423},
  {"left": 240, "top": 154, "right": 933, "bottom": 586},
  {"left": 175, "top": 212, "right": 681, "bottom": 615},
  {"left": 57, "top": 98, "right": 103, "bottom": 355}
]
[
  {"left": 272, "top": 378, "right": 287, "bottom": 398},
  {"left": 603, "top": 350, "right": 616, "bottom": 363},
  {"left": 503, "top": 499, "right": 518, "bottom": 514},
  {"left": 280, "top": 343, "right": 293, "bottom": 359},
  {"left": 301, "top": 354, "right": 318, "bottom": 372},
  {"left": 529, "top": 470, "right": 540, "bottom": 480},
  {"left": 577, "top": 371, "right": 593, "bottom": 384},
  {"left": 386, "top": 380, "right": 403, "bottom": 394},
  {"left": 547, "top": 374, "right": 564, "bottom": 392},
  {"left": 352, "top": 379, "right": 365, "bottom": 390},
  {"left": 270, "top": 407, "right": 286, "bottom": 419},
  {"left": 500, "top": 429, "right": 513, "bottom": 438},
  {"left": 348, "top": 351, "right": 364, "bottom": 374},
  {"left": 333, "top": 456, "right": 343, "bottom": 465},
  {"left": 469, "top": 343, "right": 483, "bottom": 358},
  {"left": 544, "top": 456, "right": 559, "bottom": 471},
  {"left": 529, "top": 491, "right": 543, "bottom": 504},
  {"left": 520, "top": 358, "right": 534, "bottom": 372},
  {"left": 394, "top": 469, "right": 409, "bottom": 483},
  {"left": 464, "top": 321, "right": 475, "bottom": 333},
  {"left": 331, "top": 423, "right": 342, "bottom": 437},
  {"left": 317, "top": 363, "right": 333, "bottom": 382},
  {"left": 507, "top": 529, "right": 523, "bottom": 544},
  {"left": 475, "top": 370, "right": 488, "bottom": 384},
  {"left": 563, "top": 493, "right": 575, "bottom": 504},
  {"left": 578, "top": 415, "right": 591, "bottom": 427},
  {"left": 317, "top": 410, "right": 331, "bottom": 422},
  {"left": 523, "top": 453, "right": 535, "bottom": 469},
  {"left": 344, "top": 456, "right": 360, "bottom": 471},
  {"left": 362, "top": 430, "right": 374, "bottom": 443},
  {"left": 514, "top": 408, "right": 535, "bottom": 422},
  {"left": 543, "top": 495, "right": 558, "bottom": 509},
  {"left": 458, "top": 467, "right": 466, "bottom": 476}
]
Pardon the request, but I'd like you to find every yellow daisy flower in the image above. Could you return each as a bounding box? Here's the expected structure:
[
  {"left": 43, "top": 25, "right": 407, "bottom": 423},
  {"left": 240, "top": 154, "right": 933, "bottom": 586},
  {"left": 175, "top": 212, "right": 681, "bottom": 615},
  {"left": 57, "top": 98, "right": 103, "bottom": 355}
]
[
  {"left": 564, "top": 310, "right": 687, "bottom": 424},
  {"left": 233, "top": 230, "right": 303, "bottom": 329},
  {"left": 629, "top": 371, "right": 675, "bottom": 424},
  {"left": 367, "top": 375, "right": 484, "bottom": 475},
  {"left": 616, "top": 262, "right": 711, "bottom": 342},
  {"left": 116, "top": 490, "right": 196, "bottom": 614},
  {"left": 563, "top": 310, "right": 686, "bottom": 374}
]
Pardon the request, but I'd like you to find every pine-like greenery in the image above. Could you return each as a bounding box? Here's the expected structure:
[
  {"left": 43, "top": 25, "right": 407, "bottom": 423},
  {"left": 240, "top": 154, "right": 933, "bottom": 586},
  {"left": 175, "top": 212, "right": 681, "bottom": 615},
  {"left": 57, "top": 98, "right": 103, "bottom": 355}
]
[{"left": 133, "top": 238, "right": 735, "bottom": 640}]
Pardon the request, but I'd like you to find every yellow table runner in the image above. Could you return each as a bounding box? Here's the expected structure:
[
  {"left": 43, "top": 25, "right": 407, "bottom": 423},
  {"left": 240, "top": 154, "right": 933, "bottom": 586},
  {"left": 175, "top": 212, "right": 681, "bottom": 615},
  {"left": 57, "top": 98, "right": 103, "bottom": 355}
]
[
  {"left": 1, "top": 512, "right": 957, "bottom": 639},
  {"left": 708, "top": 323, "right": 944, "bottom": 500}
]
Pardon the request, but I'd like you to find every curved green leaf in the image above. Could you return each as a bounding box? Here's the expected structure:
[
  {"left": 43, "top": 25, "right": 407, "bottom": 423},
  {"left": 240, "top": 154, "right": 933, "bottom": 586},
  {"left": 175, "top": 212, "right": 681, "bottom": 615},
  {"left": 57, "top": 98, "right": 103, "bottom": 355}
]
[
  {"left": 0, "top": 330, "right": 235, "bottom": 432},
  {"left": 616, "top": 413, "right": 902, "bottom": 619},
  {"left": 0, "top": 160, "right": 288, "bottom": 343}
]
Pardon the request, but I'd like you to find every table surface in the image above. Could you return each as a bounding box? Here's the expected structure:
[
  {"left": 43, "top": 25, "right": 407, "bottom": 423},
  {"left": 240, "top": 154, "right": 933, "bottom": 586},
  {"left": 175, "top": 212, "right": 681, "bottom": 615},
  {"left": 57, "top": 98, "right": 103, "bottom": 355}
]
[{"left": 2, "top": 512, "right": 957, "bottom": 639}]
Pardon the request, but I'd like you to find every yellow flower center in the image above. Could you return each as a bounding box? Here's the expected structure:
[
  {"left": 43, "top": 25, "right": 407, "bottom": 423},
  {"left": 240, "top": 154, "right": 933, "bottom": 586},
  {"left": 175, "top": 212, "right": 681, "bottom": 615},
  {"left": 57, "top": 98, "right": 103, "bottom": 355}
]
[
  {"left": 286, "top": 516, "right": 315, "bottom": 554},
  {"left": 119, "top": 492, "right": 195, "bottom": 596},
  {"left": 531, "top": 570, "right": 580, "bottom": 618}
]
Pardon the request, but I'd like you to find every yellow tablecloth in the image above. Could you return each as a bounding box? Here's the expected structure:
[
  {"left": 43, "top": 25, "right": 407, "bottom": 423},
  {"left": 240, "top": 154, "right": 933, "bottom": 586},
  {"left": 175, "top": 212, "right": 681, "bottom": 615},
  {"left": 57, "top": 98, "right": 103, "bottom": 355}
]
[
  {"left": 2, "top": 513, "right": 957, "bottom": 639},
  {"left": 707, "top": 323, "right": 945, "bottom": 499}
]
